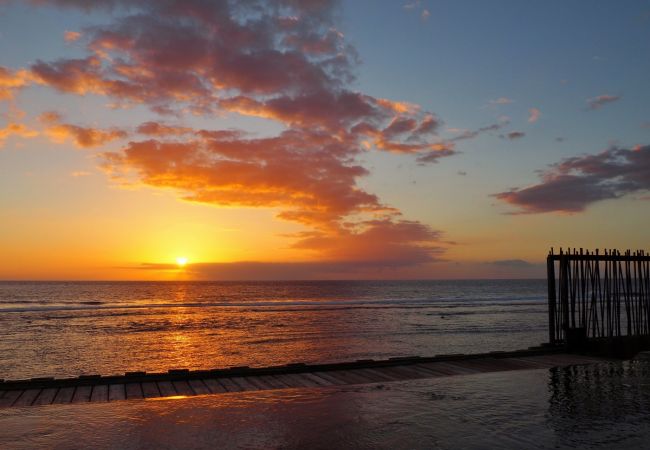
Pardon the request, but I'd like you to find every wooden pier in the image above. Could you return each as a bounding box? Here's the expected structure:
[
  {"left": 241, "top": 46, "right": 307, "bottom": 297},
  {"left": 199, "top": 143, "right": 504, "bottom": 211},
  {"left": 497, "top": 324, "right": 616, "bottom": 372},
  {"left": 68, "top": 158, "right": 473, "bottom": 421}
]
[{"left": 0, "top": 349, "right": 609, "bottom": 408}]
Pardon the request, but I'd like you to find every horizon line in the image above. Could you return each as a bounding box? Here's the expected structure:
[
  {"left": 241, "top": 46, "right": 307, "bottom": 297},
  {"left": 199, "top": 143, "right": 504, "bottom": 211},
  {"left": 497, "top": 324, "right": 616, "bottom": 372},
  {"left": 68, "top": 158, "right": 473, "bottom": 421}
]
[{"left": 0, "top": 277, "right": 548, "bottom": 283}]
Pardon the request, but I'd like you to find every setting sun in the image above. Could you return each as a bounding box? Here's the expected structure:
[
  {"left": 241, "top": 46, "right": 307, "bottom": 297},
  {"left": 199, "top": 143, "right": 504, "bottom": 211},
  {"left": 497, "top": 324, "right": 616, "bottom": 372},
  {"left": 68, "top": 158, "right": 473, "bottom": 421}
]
[{"left": 176, "top": 257, "right": 188, "bottom": 267}]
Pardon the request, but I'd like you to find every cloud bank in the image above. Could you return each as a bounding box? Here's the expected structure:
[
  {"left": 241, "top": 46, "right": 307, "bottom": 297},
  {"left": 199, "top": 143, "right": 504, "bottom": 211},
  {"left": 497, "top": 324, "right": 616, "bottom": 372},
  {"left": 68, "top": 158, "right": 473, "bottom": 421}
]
[
  {"left": 494, "top": 145, "right": 650, "bottom": 213},
  {"left": 16, "top": 0, "right": 456, "bottom": 267}
]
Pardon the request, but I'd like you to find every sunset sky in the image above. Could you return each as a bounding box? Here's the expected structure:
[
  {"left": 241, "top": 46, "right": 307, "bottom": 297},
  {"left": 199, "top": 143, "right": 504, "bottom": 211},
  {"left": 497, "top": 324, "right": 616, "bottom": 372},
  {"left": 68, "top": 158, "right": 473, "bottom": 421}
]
[{"left": 0, "top": 0, "right": 648, "bottom": 280}]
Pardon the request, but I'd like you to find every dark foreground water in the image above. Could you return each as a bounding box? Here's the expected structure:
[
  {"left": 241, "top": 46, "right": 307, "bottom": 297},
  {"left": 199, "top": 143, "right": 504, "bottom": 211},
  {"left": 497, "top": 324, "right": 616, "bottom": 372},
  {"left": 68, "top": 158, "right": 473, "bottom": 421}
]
[
  {"left": 1, "top": 361, "right": 649, "bottom": 449},
  {"left": 0, "top": 280, "right": 547, "bottom": 379}
]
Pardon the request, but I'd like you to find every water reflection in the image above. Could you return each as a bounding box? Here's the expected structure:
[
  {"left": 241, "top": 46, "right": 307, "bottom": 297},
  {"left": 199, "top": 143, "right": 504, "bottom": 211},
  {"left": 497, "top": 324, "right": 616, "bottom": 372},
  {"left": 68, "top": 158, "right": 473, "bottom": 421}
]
[
  {"left": 547, "top": 360, "right": 650, "bottom": 447},
  {"left": 0, "top": 280, "right": 547, "bottom": 379},
  {"left": 3, "top": 363, "right": 650, "bottom": 449}
]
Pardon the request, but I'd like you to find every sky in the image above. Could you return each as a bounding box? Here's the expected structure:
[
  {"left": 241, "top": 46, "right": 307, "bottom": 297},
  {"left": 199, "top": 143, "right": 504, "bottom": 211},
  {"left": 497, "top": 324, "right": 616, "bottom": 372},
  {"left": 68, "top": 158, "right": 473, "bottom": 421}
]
[{"left": 0, "top": 0, "right": 648, "bottom": 280}]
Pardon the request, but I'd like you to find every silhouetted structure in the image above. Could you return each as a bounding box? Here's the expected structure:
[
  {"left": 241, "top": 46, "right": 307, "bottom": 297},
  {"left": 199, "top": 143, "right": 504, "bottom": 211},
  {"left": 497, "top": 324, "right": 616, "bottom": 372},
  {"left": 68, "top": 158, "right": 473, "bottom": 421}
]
[{"left": 548, "top": 248, "right": 650, "bottom": 355}]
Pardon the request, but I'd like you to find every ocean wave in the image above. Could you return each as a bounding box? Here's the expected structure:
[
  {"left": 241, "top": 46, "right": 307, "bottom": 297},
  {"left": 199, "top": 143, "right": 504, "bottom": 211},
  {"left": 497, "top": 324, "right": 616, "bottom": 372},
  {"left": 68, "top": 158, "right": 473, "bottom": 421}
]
[{"left": 0, "top": 296, "right": 547, "bottom": 314}]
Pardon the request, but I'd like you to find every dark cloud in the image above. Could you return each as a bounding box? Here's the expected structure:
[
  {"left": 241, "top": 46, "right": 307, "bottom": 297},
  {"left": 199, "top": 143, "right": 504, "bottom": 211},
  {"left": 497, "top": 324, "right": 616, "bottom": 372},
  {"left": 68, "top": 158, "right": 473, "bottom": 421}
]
[
  {"left": 415, "top": 143, "right": 456, "bottom": 164},
  {"left": 411, "top": 120, "right": 509, "bottom": 164},
  {"left": 450, "top": 121, "right": 508, "bottom": 142},
  {"left": 586, "top": 94, "right": 621, "bottom": 110},
  {"left": 494, "top": 145, "right": 650, "bottom": 213},
  {"left": 501, "top": 131, "right": 525, "bottom": 140}
]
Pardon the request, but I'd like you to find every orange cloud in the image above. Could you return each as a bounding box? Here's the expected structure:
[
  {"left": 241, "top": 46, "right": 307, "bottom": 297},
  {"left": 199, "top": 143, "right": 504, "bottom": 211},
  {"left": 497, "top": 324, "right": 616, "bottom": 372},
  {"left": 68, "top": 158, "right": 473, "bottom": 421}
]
[
  {"left": 101, "top": 125, "right": 446, "bottom": 260},
  {"left": 375, "top": 98, "right": 420, "bottom": 115},
  {"left": 39, "top": 111, "right": 127, "bottom": 148},
  {"left": 0, "top": 67, "right": 31, "bottom": 100},
  {"left": 102, "top": 129, "right": 381, "bottom": 227},
  {"left": 0, "top": 122, "right": 38, "bottom": 147},
  {"left": 31, "top": 57, "right": 108, "bottom": 96},
  {"left": 64, "top": 31, "right": 81, "bottom": 42},
  {"left": 528, "top": 107, "right": 540, "bottom": 123},
  {"left": 24, "top": 0, "right": 448, "bottom": 265},
  {"left": 136, "top": 122, "right": 194, "bottom": 137},
  {"left": 291, "top": 219, "right": 445, "bottom": 263}
]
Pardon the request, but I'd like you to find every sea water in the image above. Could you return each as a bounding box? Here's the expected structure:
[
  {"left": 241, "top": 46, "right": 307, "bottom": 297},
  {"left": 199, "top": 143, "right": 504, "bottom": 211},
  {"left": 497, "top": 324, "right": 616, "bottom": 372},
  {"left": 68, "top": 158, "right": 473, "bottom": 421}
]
[{"left": 0, "top": 280, "right": 547, "bottom": 379}]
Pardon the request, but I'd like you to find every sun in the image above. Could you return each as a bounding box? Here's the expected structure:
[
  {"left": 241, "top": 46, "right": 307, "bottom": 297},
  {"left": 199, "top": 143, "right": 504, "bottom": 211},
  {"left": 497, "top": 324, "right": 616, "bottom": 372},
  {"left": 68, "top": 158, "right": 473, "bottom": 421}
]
[{"left": 176, "top": 257, "right": 188, "bottom": 267}]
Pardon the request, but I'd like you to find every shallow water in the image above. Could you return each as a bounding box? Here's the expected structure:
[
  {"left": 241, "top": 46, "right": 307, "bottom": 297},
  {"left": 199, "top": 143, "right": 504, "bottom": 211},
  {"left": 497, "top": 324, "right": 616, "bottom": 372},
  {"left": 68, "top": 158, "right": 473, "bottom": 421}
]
[
  {"left": 0, "top": 280, "right": 548, "bottom": 379},
  {"left": 0, "top": 280, "right": 547, "bottom": 379},
  {"left": 1, "top": 361, "right": 649, "bottom": 449}
]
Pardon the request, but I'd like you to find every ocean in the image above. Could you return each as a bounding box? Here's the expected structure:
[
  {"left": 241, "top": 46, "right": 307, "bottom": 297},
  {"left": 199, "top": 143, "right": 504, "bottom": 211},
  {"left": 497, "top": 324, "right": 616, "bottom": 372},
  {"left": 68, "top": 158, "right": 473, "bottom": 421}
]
[{"left": 0, "top": 280, "right": 548, "bottom": 380}]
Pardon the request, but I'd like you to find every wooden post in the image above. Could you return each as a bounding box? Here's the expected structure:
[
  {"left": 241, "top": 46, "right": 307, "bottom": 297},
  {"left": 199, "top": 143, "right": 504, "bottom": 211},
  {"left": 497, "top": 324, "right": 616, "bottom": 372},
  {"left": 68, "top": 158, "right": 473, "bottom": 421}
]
[
  {"left": 547, "top": 250, "right": 557, "bottom": 345},
  {"left": 560, "top": 250, "right": 570, "bottom": 342}
]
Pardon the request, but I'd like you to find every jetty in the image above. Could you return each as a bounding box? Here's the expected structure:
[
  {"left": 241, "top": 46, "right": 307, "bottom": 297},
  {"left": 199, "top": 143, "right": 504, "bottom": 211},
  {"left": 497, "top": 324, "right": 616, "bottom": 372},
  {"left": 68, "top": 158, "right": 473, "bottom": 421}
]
[
  {"left": 0, "top": 349, "right": 609, "bottom": 408},
  {"left": 1, "top": 248, "right": 647, "bottom": 409}
]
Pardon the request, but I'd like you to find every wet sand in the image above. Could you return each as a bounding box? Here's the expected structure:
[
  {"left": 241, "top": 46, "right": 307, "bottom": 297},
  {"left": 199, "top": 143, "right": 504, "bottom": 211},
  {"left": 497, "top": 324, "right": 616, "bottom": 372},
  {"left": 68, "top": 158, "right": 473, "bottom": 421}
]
[{"left": 1, "top": 361, "right": 649, "bottom": 449}]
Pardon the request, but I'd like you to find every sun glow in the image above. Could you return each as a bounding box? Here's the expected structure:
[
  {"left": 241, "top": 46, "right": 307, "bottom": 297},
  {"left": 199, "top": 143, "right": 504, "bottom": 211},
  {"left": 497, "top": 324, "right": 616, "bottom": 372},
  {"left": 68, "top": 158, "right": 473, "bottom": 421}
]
[{"left": 176, "top": 257, "right": 188, "bottom": 267}]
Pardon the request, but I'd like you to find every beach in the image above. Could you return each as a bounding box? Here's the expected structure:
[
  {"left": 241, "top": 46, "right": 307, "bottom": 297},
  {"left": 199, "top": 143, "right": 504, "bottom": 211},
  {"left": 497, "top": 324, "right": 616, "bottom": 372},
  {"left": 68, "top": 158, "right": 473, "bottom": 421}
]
[{"left": 1, "top": 361, "right": 648, "bottom": 449}]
